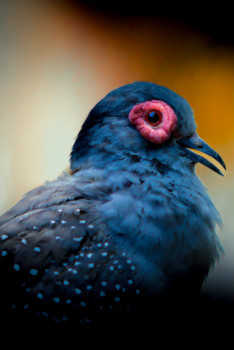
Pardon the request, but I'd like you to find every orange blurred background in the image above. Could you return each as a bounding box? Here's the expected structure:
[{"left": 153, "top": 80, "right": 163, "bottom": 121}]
[{"left": 0, "top": 0, "right": 233, "bottom": 301}]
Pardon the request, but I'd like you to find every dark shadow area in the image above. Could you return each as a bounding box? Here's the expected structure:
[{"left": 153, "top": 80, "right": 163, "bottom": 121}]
[{"left": 70, "top": 0, "right": 234, "bottom": 46}]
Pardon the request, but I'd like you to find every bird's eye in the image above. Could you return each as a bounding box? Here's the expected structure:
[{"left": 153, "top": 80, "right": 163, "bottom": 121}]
[{"left": 145, "top": 110, "right": 162, "bottom": 127}]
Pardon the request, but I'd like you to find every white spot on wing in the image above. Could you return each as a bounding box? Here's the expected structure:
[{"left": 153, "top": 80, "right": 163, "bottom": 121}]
[
  {"left": 34, "top": 247, "right": 41, "bottom": 253},
  {"left": 13, "top": 264, "right": 20, "bottom": 271},
  {"left": 30, "top": 269, "right": 38, "bottom": 276},
  {"left": 1, "top": 234, "right": 8, "bottom": 241},
  {"left": 53, "top": 297, "right": 60, "bottom": 303}
]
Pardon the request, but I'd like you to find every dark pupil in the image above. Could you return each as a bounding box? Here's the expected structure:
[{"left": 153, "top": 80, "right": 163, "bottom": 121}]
[{"left": 147, "top": 111, "right": 160, "bottom": 124}]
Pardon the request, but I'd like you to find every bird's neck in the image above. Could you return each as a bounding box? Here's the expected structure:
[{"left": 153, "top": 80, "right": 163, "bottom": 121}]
[{"left": 70, "top": 141, "right": 193, "bottom": 181}]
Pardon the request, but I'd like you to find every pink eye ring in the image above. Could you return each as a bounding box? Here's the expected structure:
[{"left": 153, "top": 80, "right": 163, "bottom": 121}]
[{"left": 128, "top": 100, "right": 177, "bottom": 144}]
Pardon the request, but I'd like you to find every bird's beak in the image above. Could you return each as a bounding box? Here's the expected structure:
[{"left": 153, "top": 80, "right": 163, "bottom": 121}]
[{"left": 177, "top": 132, "right": 226, "bottom": 176}]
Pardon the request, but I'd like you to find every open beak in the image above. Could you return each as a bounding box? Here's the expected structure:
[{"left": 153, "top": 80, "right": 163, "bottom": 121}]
[{"left": 177, "top": 133, "right": 226, "bottom": 176}]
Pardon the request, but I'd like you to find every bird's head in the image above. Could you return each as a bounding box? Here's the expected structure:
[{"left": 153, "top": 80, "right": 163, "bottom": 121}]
[{"left": 70, "top": 81, "right": 225, "bottom": 175}]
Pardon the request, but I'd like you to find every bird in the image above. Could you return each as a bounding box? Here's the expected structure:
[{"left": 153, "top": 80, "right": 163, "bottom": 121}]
[{"left": 0, "top": 81, "right": 225, "bottom": 335}]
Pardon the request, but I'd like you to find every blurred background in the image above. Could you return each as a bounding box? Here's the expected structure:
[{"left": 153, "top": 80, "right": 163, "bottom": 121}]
[{"left": 0, "top": 0, "right": 233, "bottom": 303}]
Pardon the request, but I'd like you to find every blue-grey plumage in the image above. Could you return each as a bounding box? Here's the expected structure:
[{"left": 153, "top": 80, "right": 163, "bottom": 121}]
[{"left": 0, "top": 81, "right": 225, "bottom": 332}]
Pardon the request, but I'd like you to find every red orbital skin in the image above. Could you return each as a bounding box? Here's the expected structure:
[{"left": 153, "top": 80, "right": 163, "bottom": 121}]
[{"left": 128, "top": 100, "right": 177, "bottom": 144}]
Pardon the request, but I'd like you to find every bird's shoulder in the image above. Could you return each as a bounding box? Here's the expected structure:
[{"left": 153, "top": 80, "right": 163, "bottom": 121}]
[
  {"left": 0, "top": 171, "right": 105, "bottom": 263},
  {"left": 0, "top": 168, "right": 183, "bottom": 276}
]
